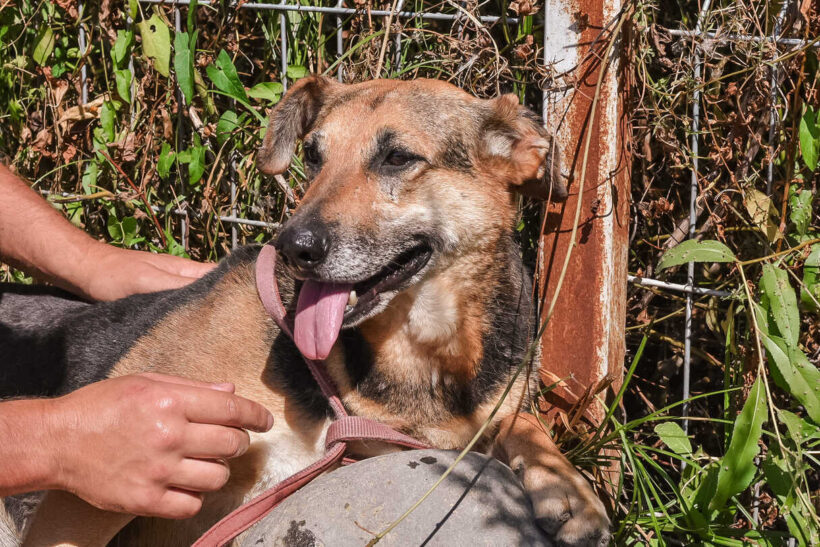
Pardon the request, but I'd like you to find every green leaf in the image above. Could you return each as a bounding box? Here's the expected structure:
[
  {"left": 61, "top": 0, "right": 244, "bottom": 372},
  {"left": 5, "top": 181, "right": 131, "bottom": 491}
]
[
  {"left": 782, "top": 345, "right": 820, "bottom": 424},
  {"left": 762, "top": 334, "right": 820, "bottom": 424},
  {"left": 52, "top": 62, "right": 69, "bottom": 78},
  {"left": 158, "top": 142, "right": 175, "bottom": 179},
  {"left": 173, "top": 30, "right": 196, "bottom": 104},
  {"left": 657, "top": 239, "right": 736, "bottom": 271},
  {"left": 176, "top": 148, "right": 191, "bottom": 163},
  {"left": 216, "top": 110, "right": 239, "bottom": 146},
  {"left": 164, "top": 230, "right": 189, "bottom": 258},
  {"left": 128, "top": 0, "right": 138, "bottom": 19},
  {"left": 107, "top": 212, "right": 123, "bottom": 241},
  {"left": 206, "top": 50, "right": 248, "bottom": 103},
  {"left": 99, "top": 101, "right": 116, "bottom": 143},
  {"left": 759, "top": 264, "right": 800, "bottom": 346},
  {"left": 137, "top": 14, "right": 171, "bottom": 77},
  {"left": 763, "top": 453, "right": 818, "bottom": 546},
  {"left": 248, "top": 81, "right": 284, "bottom": 103},
  {"left": 106, "top": 212, "right": 142, "bottom": 247},
  {"left": 709, "top": 376, "right": 766, "bottom": 511},
  {"left": 63, "top": 201, "right": 83, "bottom": 227},
  {"left": 114, "top": 69, "right": 131, "bottom": 103},
  {"left": 799, "top": 106, "right": 820, "bottom": 171},
  {"left": 286, "top": 65, "right": 308, "bottom": 80},
  {"left": 752, "top": 300, "right": 770, "bottom": 337},
  {"left": 654, "top": 422, "right": 692, "bottom": 455},
  {"left": 778, "top": 409, "right": 820, "bottom": 444},
  {"left": 112, "top": 29, "right": 133, "bottom": 68},
  {"left": 692, "top": 459, "right": 720, "bottom": 510},
  {"left": 33, "top": 26, "right": 56, "bottom": 66},
  {"left": 187, "top": 134, "right": 206, "bottom": 185},
  {"left": 186, "top": 0, "right": 198, "bottom": 31},
  {"left": 802, "top": 244, "right": 820, "bottom": 311},
  {"left": 789, "top": 189, "right": 813, "bottom": 237},
  {"left": 81, "top": 161, "right": 98, "bottom": 194},
  {"left": 121, "top": 216, "right": 141, "bottom": 247}
]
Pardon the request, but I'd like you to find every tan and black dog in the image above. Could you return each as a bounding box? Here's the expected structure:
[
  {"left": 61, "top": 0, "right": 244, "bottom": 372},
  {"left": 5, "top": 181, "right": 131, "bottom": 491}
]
[{"left": 0, "top": 77, "right": 610, "bottom": 546}]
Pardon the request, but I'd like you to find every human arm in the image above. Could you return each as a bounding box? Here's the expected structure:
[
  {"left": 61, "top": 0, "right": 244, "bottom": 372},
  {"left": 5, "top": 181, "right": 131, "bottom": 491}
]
[
  {"left": 0, "top": 373, "right": 274, "bottom": 518},
  {"left": 0, "top": 164, "right": 214, "bottom": 301}
]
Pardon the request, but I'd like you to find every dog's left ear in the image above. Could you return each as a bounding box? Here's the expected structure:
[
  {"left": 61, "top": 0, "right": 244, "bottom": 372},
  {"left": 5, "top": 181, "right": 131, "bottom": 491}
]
[
  {"left": 481, "top": 94, "right": 566, "bottom": 200},
  {"left": 257, "top": 75, "right": 340, "bottom": 175}
]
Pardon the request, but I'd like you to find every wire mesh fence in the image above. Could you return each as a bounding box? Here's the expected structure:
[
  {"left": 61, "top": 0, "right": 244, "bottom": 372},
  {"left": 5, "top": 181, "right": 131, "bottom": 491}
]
[{"left": 1, "top": 0, "right": 819, "bottom": 543}]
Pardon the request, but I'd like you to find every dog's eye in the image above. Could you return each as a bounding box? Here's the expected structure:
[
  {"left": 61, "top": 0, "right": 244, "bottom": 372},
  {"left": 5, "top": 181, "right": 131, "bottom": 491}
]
[
  {"left": 383, "top": 149, "right": 417, "bottom": 168},
  {"left": 303, "top": 142, "right": 322, "bottom": 167}
]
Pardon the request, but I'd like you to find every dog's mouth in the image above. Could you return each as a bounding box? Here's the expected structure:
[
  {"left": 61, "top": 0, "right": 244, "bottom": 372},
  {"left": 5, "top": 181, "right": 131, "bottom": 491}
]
[
  {"left": 291, "top": 242, "right": 433, "bottom": 360},
  {"left": 343, "top": 242, "right": 433, "bottom": 323}
]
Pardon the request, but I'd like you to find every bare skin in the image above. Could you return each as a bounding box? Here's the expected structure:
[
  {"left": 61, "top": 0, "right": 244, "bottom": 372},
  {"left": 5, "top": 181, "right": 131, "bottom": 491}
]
[
  {"left": 0, "top": 374, "right": 273, "bottom": 517},
  {"left": 0, "top": 164, "right": 214, "bottom": 302},
  {"left": 0, "top": 165, "right": 274, "bottom": 519}
]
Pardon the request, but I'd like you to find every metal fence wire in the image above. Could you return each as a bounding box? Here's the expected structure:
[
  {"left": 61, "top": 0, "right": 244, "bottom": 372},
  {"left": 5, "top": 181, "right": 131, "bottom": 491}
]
[{"left": 41, "top": 1, "right": 818, "bottom": 543}]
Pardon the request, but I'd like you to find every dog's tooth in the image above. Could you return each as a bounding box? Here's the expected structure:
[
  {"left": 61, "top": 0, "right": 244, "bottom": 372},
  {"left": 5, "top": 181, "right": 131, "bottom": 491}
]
[{"left": 348, "top": 290, "right": 358, "bottom": 307}]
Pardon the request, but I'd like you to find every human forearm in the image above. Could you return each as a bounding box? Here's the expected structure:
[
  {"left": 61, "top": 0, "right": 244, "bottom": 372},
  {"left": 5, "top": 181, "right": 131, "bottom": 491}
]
[
  {"left": 0, "top": 164, "right": 215, "bottom": 301},
  {"left": 0, "top": 164, "right": 102, "bottom": 297},
  {"left": 0, "top": 398, "right": 60, "bottom": 496}
]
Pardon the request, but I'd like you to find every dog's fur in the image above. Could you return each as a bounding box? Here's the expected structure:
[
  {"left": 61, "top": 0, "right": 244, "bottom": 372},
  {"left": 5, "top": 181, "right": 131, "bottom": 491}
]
[{"left": 1, "top": 78, "right": 610, "bottom": 547}]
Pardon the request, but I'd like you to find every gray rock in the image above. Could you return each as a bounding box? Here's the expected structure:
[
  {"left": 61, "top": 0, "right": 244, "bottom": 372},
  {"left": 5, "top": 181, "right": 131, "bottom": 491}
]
[{"left": 240, "top": 449, "right": 551, "bottom": 547}]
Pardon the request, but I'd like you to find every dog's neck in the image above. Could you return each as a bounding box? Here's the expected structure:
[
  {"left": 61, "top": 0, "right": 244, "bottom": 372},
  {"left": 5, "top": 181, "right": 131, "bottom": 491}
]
[
  {"left": 358, "top": 251, "right": 501, "bottom": 383},
  {"left": 321, "top": 232, "right": 534, "bottom": 434}
]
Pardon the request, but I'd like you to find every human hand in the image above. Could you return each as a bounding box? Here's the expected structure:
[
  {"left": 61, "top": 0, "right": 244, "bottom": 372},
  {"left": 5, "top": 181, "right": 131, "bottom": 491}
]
[
  {"left": 45, "top": 373, "right": 273, "bottom": 519},
  {"left": 79, "top": 245, "right": 216, "bottom": 301}
]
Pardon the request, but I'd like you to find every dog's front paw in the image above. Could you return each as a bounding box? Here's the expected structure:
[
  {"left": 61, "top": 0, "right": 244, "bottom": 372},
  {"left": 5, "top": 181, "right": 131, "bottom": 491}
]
[{"left": 511, "top": 455, "right": 611, "bottom": 547}]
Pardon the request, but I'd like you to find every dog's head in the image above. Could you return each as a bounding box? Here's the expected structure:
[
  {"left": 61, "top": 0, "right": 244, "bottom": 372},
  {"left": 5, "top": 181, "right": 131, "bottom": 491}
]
[{"left": 257, "top": 77, "right": 563, "bottom": 359}]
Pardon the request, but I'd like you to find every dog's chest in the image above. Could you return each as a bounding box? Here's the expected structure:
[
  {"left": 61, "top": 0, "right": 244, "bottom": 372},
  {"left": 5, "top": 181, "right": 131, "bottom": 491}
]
[
  {"left": 240, "top": 419, "right": 333, "bottom": 496},
  {"left": 119, "top": 418, "right": 332, "bottom": 547}
]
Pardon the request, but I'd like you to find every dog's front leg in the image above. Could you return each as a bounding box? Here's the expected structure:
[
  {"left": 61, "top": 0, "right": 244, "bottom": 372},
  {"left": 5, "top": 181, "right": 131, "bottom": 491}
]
[
  {"left": 22, "top": 491, "right": 133, "bottom": 547},
  {"left": 492, "top": 413, "right": 610, "bottom": 547}
]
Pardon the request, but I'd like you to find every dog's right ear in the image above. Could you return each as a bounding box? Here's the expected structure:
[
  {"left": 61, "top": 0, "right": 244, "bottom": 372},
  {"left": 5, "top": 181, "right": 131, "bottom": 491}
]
[
  {"left": 257, "top": 75, "right": 339, "bottom": 175},
  {"left": 481, "top": 94, "right": 567, "bottom": 201}
]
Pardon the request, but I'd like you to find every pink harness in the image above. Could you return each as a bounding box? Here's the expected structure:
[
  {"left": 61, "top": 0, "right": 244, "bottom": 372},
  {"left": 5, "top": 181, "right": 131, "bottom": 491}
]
[{"left": 193, "top": 244, "right": 429, "bottom": 547}]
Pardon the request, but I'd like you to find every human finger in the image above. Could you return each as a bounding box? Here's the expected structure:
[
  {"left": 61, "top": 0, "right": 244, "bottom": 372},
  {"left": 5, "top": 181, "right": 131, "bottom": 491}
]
[
  {"left": 132, "top": 266, "right": 200, "bottom": 294},
  {"left": 142, "top": 252, "right": 216, "bottom": 279},
  {"left": 180, "top": 388, "right": 273, "bottom": 432},
  {"left": 167, "top": 458, "right": 231, "bottom": 493},
  {"left": 138, "top": 372, "right": 235, "bottom": 393},
  {"left": 182, "top": 424, "right": 250, "bottom": 459},
  {"left": 154, "top": 488, "right": 205, "bottom": 520}
]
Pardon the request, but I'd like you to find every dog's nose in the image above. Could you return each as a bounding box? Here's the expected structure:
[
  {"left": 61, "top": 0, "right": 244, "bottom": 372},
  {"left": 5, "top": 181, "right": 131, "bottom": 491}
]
[{"left": 275, "top": 224, "right": 330, "bottom": 272}]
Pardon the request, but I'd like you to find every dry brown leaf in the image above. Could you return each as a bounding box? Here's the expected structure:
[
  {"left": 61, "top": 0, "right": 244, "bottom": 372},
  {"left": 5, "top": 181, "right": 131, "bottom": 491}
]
[
  {"left": 51, "top": 79, "right": 70, "bottom": 111},
  {"left": 54, "top": 0, "right": 78, "bottom": 18},
  {"left": 514, "top": 35, "right": 534, "bottom": 59},
  {"left": 508, "top": 0, "right": 538, "bottom": 16},
  {"left": 32, "top": 129, "right": 53, "bottom": 157},
  {"left": 98, "top": 0, "right": 118, "bottom": 42},
  {"left": 799, "top": 0, "right": 812, "bottom": 23},
  {"left": 56, "top": 94, "right": 109, "bottom": 130},
  {"left": 61, "top": 144, "right": 78, "bottom": 163},
  {"left": 160, "top": 107, "right": 173, "bottom": 140},
  {"left": 743, "top": 188, "right": 780, "bottom": 242},
  {"left": 117, "top": 132, "right": 138, "bottom": 162}
]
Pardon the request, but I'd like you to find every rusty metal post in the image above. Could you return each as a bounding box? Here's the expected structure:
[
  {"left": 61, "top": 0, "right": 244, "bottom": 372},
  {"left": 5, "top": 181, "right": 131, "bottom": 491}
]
[{"left": 539, "top": 0, "right": 629, "bottom": 423}]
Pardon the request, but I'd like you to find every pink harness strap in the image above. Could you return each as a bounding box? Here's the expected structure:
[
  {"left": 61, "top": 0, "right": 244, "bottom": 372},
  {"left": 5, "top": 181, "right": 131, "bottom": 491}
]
[{"left": 193, "top": 244, "right": 427, "bottom": 547}]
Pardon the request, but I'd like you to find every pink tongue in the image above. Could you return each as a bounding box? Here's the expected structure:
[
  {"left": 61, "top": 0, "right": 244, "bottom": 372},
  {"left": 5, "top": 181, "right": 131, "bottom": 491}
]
[{"left": 294, "top": 280, "right": 353, "bottom": 360}]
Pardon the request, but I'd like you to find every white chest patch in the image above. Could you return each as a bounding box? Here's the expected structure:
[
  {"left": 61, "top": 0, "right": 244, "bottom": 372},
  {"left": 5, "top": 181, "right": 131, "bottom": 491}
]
[
  {"left": 243, "top": 418, "right": 332, "bottom": 500},
  {"left": 406, "top": 280, "right": 459, "bottom": 345}
]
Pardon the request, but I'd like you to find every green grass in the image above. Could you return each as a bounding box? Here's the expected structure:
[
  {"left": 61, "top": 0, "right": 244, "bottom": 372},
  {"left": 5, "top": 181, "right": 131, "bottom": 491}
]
[{"left": 0, "top": 0, "right": 818, "bottom": 545}]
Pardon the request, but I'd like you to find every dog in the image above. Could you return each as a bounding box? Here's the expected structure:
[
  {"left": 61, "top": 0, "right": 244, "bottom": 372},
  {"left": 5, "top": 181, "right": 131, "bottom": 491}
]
[{"left": 0, "top": 77, "right": 610, "bottom": 546}]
